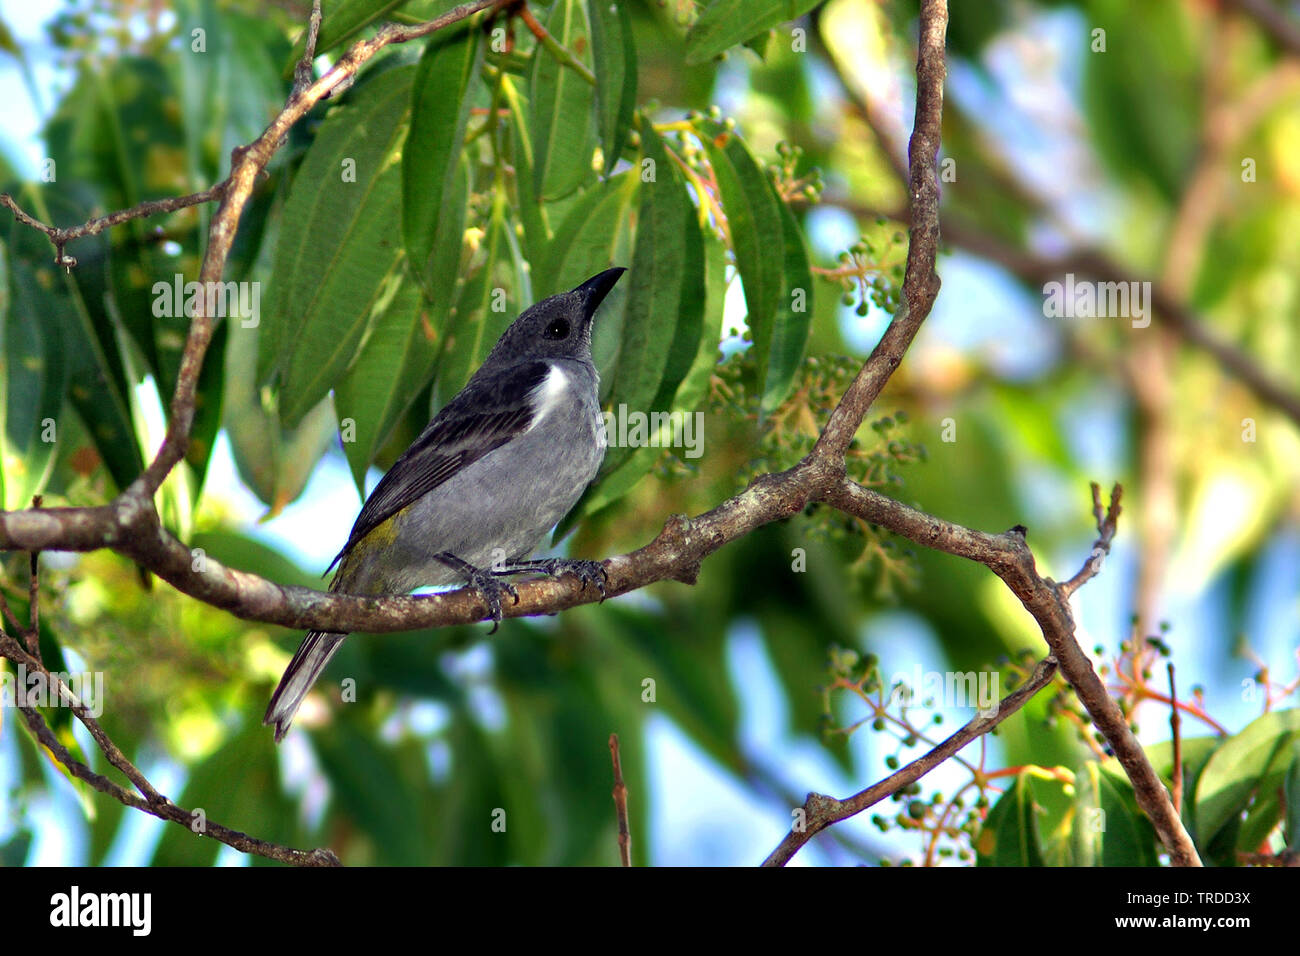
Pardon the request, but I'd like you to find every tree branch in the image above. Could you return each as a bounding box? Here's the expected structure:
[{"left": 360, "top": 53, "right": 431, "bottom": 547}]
[
  {"left": 135, "top": 0, "right": 506, "bottom": 498},
  {"left": 609, "top": 733, "right": 631, "bottom": 867},
  {"left": 0, "top": 636, "right": 338, "bottom": 866},
  {"left": 291, "top": 0, "right": 325, "bottom": 99},
  {"left": 762, "top": 656, "right": 1060, "bottom": 867},
  {"left": 823, "top": 480, "right": 1200, "bottom": 866},
  {"left": 0, "top": 187, "right": 227, "bottom": 269},
  {"left": 1225, "top": 0, "right": 1300, "bottom": 56},
  {"left": 921, "top": 212, "right": 1300, "bottom": 428},
  {"left": 812, "top": 0, "right": 946, "bottom": 460}
]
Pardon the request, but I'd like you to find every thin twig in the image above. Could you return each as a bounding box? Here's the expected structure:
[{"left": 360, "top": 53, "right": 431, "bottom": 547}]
[
  {"left": 0, "top": 186, "right": 226, "bottom": 268},
  {"left": 1169, "top": 662, "right": 1183, "bottom": 815},
  {"left": 609, "top": 733, "right": 631, "bottom": 867},
  {"left": 291, "top": 0, "right": 324, "bottom": 99},
  {"left": 810, "top": 0, "right": 946, "bottom": 461},
  {"left": 517, "top": 2, "right": 596, "bottom": 86},
  {"left": 1058, "top": 481, "right": 1121, "bottom": 599},
  {"left": 12, "top": 699, "right": 337, "bottom": 866},
  {"left": 828, "top": 480, "right": 1202, "bottom": 866},
  {"left": 26, "top": 495, "right": 42, "bottom": 660},
  {"left": 763, "top": 657, "right": 1059, "bottom": 866},
  {"left": 1, "top": 635, "right": 163, "bottom": 803}
]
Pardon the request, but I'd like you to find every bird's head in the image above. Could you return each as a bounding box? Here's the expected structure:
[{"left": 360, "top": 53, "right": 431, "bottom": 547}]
[{"left": 485, "top": 267, "right": 626, "bottom": 365}]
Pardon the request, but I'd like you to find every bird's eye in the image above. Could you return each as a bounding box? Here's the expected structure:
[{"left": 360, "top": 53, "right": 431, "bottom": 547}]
[{"left": 544, "top": 318, "right": 571, "bottom": 340}]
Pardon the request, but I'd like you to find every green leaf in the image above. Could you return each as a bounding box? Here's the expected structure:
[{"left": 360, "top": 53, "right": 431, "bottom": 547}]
[
  {"left": 532, "top": 170, "right": 637, "bottom": 299},
  {"left": 700, "top": 120, "right": 783, "bottom": 406},
  {"left": 1194, "top": 708, "right": 1300, "bottom": 852},
  {"left": 288, "top": 0, "right": 405, "bottom": 66},
  {"left": 1080, "top": 0, "right": 1199, "bottom": 203},
  {"left": 284, "top": 0, "right": 462, "bottom": 70},
  {"left": 334, "top": 276, "right": 436, "bottom": 492},
  {"left": 224, "top": 314, "right": 338, "bottom": 515},
  {"left": 529, "top": 0, "right": 597, "bottom": 202},
  {"left": 1073, "top": 762, "right": 1160, "bottom": 866},
  {"left": 175, "top": 0, "right": 291, "bottom": 184},
  {"left": 762, "top": 187, "right": 812, "bottom": 412},
  {"left": 435, "top": 714, "right": 511, "bottom": 864},
  {"left": 1285, "top": 740, "right": 1300, "bottom": 851},
  {"left": 588, "top": 0, "right": 636, "bottom": 176},
  {"left": 263, "top": 65, "right": 415, "bottom": 426},
  {"left": 188, "top": 319, "right": 226, "bottom": 493},
  {"left": 152, "top": 725, "right": 302, "bottom": 865},
  {"left": 601, "top": 123, "right": 704, "bottom": 478},
  {"left": 337, "top": 143, "right": 468, "bottom": 491},
  {"left": 48, "top": 49, "right": 235, "bottom": 490},
  {"left": 504, "top": 76, "right": 566, "bottom": 285},
  {"left": 685, "top": 0, "right": 821, "bottom": 66},
  {"left": 2, "top": 192, "right": 143, "bottom": 494},
  {"left": 1141, "top": 733, "right": 1222, "bottom": 839},
  {"left": 190, "top": 529, "right": 319, "bottom": 590},
  {"left": 313, "top": 716, "right": 433, "bottom": 865},
  {"left": 403, "top": 29, "right": 481, "bottom": 296},
  {"left": 603, "top": 604, "right": 742, "bottom": 770},
  {"left": 0, "top": 241, "right": 65, "bottom": 510},
  {"left": 432, "top": 189, "right": 521, "bottom": 402},
  {"left": 672, "top": 229, "right": 728, "bottom": 413},
  {"left": 1023, "top": 773, "right": 1076, "bottom": 866},
  {"left": 492, "top": 635, "right": 635, "bottom": 863},
  {"left": 976, "top": 768, "right": 1044, "bottom": 866}
]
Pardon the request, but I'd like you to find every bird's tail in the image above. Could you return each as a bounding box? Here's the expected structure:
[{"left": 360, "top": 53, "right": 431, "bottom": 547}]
[{"left": 264, "top": 630, "right": 347, "bottom": 742}]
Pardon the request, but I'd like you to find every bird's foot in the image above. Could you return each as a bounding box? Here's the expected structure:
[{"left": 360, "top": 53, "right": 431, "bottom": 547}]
[
  {"left": 434, "top": 552, "right": 519, "bottom": 633},
  {"left": 495, "top": 558, "right": 608, "bottom": 601}
]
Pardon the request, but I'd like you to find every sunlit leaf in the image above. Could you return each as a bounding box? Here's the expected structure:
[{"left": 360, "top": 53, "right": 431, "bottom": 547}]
[
  {"left": 263, "top": 65, "right": 414, "bottom": 427},
  {"left": 1195, "top": 709, "right": 1300, "bottom": 855},
  {"left": 700, "top": 119, "right": 783, "bottom": 406},
  {"left": 685, "top": 0, "right": 821, "bottom": 66},
  {"left": 976, "top": 769, "right": 1044, "bottom": 866},
  {"left": 403, "top": 28, "right": 481, "bottom": 296},
  {"left": 588, "top": 0, "right": 636, "bottom": 175},
  {"left": 530, "top": 0, "right": 597, "bottom": 202}
]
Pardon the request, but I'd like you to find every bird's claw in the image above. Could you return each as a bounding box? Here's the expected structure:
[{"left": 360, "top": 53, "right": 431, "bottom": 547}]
[
  {"left": 434, "top": 551, "right": 520, "bottom": 633},
  {"left": 468, "top": 568, "right": 519, "bottom": 634},
  {"left": 525, "top": 558, "right": 608, "bottom": 601}
]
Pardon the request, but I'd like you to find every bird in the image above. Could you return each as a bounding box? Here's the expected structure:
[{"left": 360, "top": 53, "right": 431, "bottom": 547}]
[{"left": 264, "top": 267, "right": 626, "bottom": 741}]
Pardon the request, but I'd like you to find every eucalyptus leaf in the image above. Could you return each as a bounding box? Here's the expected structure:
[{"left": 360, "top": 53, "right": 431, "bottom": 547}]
[
  {"left": 263, "top": 65, "right": 415, "bottom": 426},
  {"left": 530, "top": 0, "right": 597, "bottom": 202}
]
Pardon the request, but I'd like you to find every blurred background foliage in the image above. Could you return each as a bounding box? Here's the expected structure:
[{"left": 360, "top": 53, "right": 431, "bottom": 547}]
[{"left": 0, "top": 0, "right": 1298, "bottom": 866}]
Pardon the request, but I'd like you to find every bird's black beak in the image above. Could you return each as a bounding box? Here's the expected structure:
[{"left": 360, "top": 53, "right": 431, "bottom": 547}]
[{"left": 577, "top": 267, "right": 626, "bottom": 322}]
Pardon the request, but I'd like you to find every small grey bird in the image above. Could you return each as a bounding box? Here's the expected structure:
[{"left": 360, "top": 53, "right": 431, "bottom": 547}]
[{"left": 265, "top": 268, "right": 625, "bottom": 741}]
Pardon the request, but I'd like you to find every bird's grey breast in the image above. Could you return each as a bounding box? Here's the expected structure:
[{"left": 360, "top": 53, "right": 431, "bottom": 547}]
[{"left": 383, "top": 359, "right": 605, "bottom": 588}]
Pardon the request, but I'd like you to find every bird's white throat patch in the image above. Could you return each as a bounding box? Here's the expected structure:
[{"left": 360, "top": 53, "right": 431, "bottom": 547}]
[{"left": 529, "top": 364, "right": 571, "bottom": 428}]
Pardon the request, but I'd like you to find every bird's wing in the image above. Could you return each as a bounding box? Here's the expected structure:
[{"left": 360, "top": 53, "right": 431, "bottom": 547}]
[{"left": 327, "top": 360, "right": 552, "bottom": 572}]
